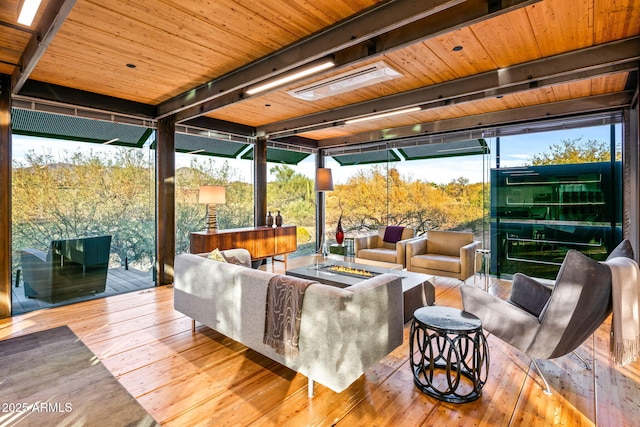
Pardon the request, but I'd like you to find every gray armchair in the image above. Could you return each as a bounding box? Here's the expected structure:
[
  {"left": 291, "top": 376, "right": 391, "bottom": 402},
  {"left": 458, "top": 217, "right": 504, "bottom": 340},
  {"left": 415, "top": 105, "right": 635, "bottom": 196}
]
[
  {"left": 21, "top": 235, "right": 112, "bottom": 303},
  {"left": 461, "top": 240, "right": 634, "bottom": 394}
]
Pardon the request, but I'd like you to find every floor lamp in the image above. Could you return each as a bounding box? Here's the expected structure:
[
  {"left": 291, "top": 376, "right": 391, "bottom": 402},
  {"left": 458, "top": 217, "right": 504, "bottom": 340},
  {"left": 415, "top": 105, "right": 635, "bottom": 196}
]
[
  {"left": 199, "top": 185, "right": 226, "bottom": 231},
  {"left": 315, "top": 168, "right": 334, "bottom": 256}
]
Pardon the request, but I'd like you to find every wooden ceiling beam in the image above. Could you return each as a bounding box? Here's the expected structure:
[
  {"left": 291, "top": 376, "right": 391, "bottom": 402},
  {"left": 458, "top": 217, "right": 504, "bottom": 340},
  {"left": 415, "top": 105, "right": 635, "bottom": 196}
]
[
  {"left": 157, "top": 0, "right": 539, "bottom": 123},
  {"left": 316, "top": 92, "right": 633, "bottom": 147},
  {"left": 11, "top": 0, "right": 77, "bottom": 94},
  {"left": 260, "top": 36, "right": 640, "bottom": 138}
]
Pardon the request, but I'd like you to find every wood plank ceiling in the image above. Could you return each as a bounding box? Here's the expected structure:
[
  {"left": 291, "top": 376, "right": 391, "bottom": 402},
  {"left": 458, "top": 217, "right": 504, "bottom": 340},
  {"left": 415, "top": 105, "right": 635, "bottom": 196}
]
[{"left": 1, "top": 0, "right": 639, "bottom": 150}]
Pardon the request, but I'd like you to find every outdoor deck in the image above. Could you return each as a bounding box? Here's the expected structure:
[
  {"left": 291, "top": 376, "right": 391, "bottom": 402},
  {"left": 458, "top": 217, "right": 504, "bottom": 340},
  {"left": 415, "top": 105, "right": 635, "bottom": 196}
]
[{"left": 11, "top": 266, "right": 154, "bottom": 315}]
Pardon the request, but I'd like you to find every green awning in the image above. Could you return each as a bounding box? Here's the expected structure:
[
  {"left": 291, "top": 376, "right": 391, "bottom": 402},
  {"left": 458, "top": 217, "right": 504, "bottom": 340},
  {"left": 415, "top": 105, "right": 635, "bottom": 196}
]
[
  {"left": 175, "top": 133, "right": 249, "bottom": 159},
  {"left": 11, "top": 109, "right": 152, "bottom": 147},
  {"left": 398, "top": 139, "right": 489, "bottom": 160},
  {"left": 241, "top": 147, "right": 311, "bottom": 165},
  {"left": 332, "top": 149, "right": 401, "bottom": 166}
]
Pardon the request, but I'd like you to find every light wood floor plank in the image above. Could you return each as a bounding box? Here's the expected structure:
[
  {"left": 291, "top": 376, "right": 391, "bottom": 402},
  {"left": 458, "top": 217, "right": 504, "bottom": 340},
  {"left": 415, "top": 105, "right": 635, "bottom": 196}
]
[{"left": 1, "top": 270, "right": 639, "bottom": 426}]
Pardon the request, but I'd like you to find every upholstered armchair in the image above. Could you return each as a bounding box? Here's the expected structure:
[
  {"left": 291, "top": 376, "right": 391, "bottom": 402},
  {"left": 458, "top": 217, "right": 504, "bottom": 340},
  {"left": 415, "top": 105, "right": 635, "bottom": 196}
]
[
  {"left": 20, "top": 235, "right": 112, "bottom": 303},
  {"left": 461, "top": 240, "right": 635, "bottom": 394},
  {"left": 406, "top": 230, "right": 480, "bottom": 280},
  {"left": 353, "top": 226, "right": 416, "bottom": 267}
]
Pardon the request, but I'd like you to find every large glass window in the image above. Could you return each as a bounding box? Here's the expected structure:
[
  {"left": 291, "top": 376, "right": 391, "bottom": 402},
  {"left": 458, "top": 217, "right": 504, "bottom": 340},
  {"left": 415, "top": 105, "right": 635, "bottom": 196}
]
[
  {"left": 323, "top": 142, "right": 490, "bottom": 247},
  {"left": 266, "top": 158, "right": 316, "bottom": 256},
  {"left": 492, "top": 124, "right": 622, "bottom": 279},
  {"left": 174, "top": 152, "right": 254, "bottom": 255},
  {"left": 12, "top": 132, "right": 155, "bottom": 314}
]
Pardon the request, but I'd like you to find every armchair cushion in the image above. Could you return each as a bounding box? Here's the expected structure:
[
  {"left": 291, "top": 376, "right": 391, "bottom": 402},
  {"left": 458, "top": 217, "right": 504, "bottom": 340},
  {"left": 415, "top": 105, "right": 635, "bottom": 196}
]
[
  {"left": 461, "top": 285, "right": 542, "bottom": 352},
  {"left": 410, "top": 254, "right": 461, "bottom": 274},
  {"left": 510, "top": 273, "right": 553, "bottom": 317}
]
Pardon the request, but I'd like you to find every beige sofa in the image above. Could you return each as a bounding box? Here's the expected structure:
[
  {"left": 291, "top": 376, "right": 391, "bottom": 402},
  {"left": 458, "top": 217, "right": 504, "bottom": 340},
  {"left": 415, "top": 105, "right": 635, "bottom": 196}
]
[
  {"left": 354, "top": 226, "right": 416, "bottom": 267},
  {"left": 173, "top": 249, "right": 404, "bottom": 395},
  {"left": 407, "top": 230, "right": 481, "bottom": 280}
]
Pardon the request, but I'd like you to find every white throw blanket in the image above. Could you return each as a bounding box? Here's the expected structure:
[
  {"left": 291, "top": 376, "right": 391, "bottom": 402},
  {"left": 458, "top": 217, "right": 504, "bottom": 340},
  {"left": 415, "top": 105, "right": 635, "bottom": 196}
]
[{"left": 607, "top": 257, "right": 640, "bottom": 366}]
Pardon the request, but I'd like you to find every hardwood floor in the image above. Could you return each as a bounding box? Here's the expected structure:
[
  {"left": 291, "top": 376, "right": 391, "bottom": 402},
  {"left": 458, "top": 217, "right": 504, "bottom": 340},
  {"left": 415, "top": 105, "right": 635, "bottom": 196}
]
[{"left": 1, "top": 261, "right": 639, "bottom": 426}]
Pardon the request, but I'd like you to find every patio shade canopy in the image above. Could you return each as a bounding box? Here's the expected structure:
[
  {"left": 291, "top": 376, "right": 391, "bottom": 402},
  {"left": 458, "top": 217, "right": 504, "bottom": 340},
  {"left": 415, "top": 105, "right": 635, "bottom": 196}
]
[
  {"left": 329, "top": 138, "right": 488, "bottom": 165},
  {"left": 398, "top": 139, "right": 489, "bottom": 160},
  {"left": 11, "top": 108, "right": 153, "bottom": 147},
  {"left": 241, "top": 147, "right": 311, "bottom": 165},
  {"left": 332, "top": 148, "right": 402, "bottom": 166},
  {"left": 11, "top": 107, "right": 252, "bottom": 158},
  {"left": 174, "top": 133, "right": 249, "bottom": 159}
]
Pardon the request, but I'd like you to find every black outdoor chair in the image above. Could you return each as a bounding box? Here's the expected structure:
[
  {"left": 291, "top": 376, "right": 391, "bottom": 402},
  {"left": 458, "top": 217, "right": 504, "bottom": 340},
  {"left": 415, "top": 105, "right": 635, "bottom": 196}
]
[{"left": 20, "top": 235, "right": 112, "bottom": 303}]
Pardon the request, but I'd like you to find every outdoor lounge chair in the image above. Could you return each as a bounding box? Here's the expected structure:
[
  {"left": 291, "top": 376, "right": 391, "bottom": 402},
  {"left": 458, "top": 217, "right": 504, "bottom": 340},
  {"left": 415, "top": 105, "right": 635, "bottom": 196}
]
[{"left": 20, "top": 235, "right": 112, "bottom": 303}]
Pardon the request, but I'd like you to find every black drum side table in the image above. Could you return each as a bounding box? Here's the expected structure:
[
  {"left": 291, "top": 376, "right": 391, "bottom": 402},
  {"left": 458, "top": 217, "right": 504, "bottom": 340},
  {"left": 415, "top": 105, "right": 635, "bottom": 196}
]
[{"left": 410, "top": 306, "right": 489, "bottom": 403}]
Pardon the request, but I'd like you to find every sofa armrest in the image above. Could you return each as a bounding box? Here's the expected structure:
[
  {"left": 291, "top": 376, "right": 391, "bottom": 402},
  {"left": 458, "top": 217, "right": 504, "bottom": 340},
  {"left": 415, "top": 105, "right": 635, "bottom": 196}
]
[
  {"left": 296, "top": 273, "right": 403, "bottom": 392},
  {"left": 509, "top": 272, "right": 553, "bottom": 317},
  {"left": 396, "top": 237, "right": 419, "bottom": 268},
  {"left": 337, "top": 274, "right": 404, "bottom": 366},
  {"left": 461, "top": 285, "right": 541, "bottom": 351},
  {"left": 460, "top": 241, "right": 481, "bottom": 280}
]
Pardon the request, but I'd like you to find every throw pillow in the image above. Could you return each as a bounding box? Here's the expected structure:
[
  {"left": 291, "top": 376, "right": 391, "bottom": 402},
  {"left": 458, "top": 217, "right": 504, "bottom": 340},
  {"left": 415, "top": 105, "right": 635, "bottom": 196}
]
[
  {"left": 383, "top": 226, "right": 405, "bottom": 244},
  {"left": 207, "top": 248, "right": 227, "bottom": 263}
]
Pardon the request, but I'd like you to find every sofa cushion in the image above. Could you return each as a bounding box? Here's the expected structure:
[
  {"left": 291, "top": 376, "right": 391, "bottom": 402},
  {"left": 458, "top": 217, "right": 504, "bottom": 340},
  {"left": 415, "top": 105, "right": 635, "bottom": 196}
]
[{"left": 412, "top": 254, "right": 461, "bottom": 273}]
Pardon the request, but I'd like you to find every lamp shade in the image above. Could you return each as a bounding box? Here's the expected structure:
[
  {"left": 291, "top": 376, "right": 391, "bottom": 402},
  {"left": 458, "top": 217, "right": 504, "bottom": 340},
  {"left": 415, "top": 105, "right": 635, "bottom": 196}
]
[
  {"left": 314, "top": 168, "right": 334, "bottom": 191},
  {"left": 198, "top": 186, "right": 226, "bottom": 204}
]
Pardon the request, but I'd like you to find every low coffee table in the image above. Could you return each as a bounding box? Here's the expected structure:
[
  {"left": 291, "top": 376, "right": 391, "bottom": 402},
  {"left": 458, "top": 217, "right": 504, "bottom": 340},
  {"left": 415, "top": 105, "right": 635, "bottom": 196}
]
[{"left": 286, "top": 257, "right": 435, "bottom": 322}]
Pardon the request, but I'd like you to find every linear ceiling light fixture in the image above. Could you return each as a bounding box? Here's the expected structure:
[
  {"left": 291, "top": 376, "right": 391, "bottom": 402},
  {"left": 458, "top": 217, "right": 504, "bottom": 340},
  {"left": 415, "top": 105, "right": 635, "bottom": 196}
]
[
  {"left": 17, "top": 0, "right": 43, "bottom": 26},
  {"left": 245, "top": 59, "right": 335, "bottom": 96},
  {"left": 288, "top": 61, "right": 403, "bottom": 101},
  {"left": 345, "top": 107, "right": 421, "bottom": 125}
]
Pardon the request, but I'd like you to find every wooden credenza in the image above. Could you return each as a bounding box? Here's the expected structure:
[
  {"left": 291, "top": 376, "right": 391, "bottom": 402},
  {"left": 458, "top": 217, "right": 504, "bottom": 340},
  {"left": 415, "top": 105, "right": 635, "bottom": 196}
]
[{"left": 190, "top": 225, "right": 297, "bottom": 269}]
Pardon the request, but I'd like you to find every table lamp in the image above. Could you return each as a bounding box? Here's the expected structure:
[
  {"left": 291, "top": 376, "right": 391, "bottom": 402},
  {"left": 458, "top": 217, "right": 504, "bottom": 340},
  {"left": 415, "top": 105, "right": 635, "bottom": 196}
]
[{"left": 199, "top": 185, "right": 226, "bottom": 231}]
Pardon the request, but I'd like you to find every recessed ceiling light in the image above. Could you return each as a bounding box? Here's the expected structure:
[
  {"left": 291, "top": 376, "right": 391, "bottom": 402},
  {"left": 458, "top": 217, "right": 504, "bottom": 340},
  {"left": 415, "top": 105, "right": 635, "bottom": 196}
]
[
  {"left": 452, "top": 46, "right": 463, "bottom": 52},
  {"left": 288, "top": 61, "right": 403, "bottom": 101},
  {"left": 126, "top": 63, "right": 136, "bottom": 68},
  {"left": 17, "top": 0, "right": 43, "bottom": 26}
]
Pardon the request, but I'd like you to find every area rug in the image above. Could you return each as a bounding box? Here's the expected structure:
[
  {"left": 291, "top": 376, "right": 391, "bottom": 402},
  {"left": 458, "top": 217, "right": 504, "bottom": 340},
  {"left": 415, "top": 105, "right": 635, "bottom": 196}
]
[{"left": 0, "top": 326, "right": 158, "bottom": 426}]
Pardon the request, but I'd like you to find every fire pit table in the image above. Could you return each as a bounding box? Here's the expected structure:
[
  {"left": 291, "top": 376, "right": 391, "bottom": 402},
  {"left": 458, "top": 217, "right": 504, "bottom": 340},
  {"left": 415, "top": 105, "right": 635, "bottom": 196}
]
[{"left": 286, "top": 258, "right": 435, "bottom": 322}]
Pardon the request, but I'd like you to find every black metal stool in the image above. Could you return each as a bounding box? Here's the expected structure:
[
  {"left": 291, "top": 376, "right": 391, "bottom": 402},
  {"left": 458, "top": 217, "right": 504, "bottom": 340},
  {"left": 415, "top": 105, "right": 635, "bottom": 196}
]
[{"left": 410, "top": 306, "right": 489, "bottom": 403}]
